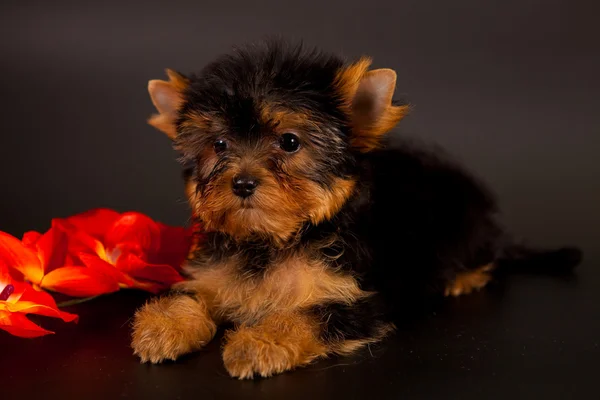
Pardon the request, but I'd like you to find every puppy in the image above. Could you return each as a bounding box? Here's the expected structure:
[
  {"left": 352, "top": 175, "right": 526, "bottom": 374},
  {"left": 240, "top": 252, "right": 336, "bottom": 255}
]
[{"left": 131, "top": 40, "right": 581, "bottom": 379}]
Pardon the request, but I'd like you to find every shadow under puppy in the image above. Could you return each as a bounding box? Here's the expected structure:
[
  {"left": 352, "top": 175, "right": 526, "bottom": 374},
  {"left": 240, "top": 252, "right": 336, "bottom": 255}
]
[{"left": 131, "top": 41, "right": 581, "bottom": 379}]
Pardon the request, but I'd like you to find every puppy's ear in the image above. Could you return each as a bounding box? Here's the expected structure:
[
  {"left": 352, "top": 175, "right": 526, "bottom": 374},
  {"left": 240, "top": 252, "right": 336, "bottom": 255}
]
[
  {"left": 337, "top": 59, "right": 408, "bottom": 152},
  {"left": 147, "top": 69, "right": 189, "bottom": 139}
]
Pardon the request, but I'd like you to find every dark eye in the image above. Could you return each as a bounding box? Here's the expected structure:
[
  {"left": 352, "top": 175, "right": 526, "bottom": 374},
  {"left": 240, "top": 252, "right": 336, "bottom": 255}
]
[
  {"left": 279, "top": 133, "right": 300, "bottom": 153},
  {"left": 213, "top": 139, "right": 227, "bottom": 154}
]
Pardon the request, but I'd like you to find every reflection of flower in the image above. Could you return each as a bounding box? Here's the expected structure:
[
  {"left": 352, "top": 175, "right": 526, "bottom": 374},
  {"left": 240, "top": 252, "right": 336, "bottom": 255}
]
[
  {"left": 0, "top": 208, "right": 193, "bottom": 297},
  {"left": 0, "top": 264, "right": 78, "bottom": 338}
]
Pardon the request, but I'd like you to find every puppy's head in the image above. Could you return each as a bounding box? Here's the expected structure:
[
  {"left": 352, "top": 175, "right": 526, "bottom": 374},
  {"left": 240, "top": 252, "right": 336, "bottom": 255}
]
[{"left": 148, "top": 41, "right": 407, "bottom": 244}]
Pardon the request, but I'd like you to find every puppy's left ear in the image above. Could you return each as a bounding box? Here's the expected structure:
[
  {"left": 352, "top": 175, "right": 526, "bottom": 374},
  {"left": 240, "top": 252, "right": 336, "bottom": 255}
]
[
  {"left": 147, "top": 69, "right": 189, "bottom": 139},
  {"left": 337, "top": 60, "right": 408, "bottom": 152}
]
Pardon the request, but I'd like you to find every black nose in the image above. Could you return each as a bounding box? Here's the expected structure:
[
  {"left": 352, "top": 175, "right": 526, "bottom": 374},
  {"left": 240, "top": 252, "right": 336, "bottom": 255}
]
[{"left": 232, "top": 174, "right": 259, "bottom": 198}]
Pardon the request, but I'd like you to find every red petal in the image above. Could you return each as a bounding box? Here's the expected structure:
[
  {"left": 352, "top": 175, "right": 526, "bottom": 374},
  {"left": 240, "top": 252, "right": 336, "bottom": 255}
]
[
  {"left": 64, "top": 208, "right": 121, "bottom": 241},
  {"left": 0, "top": 231, "right": 43, "bottom": 285},
  {"left": 105, "top": 212, "right": 161, "bottom": 256},
  {"left": 65, "top": 253, "right": 79, "bottom": 265},
  {"left": 53, "top": 219, "right": 108, "bottom": 260},
  {"left": 41, "top": 266, "right": 120, "bottom": 297},
  {"left": 117, "top": 253, "right": 183, "bottom": 292},
  {"left": 153, "top": 223, "right": 193, "bottom": 270},
  {"left": 35, "top": 223, "right": 69, "bottom": 274},
  {"left": 78, "top": 253, "right": 135, "bottom": 287},
  {"left": 1, "top": 265, "right": 25, "bottom": 297},
  {"left": 0, "top": 261, "right": 11, "bottom": 283},
  {"left": 0, "top": 311, "right": 54, "bottom": 338},
  {"left": 22, "top": 231, "right": 42, "bottom": 248},
  {"left": 12, "top": 281, "right": 78, "bottom": 323}
]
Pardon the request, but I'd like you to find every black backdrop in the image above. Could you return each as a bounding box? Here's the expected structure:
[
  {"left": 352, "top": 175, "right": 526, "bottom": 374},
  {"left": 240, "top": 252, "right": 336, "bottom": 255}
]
[{"left": 1, "top": 1, "right": 599, "bottom": 399}]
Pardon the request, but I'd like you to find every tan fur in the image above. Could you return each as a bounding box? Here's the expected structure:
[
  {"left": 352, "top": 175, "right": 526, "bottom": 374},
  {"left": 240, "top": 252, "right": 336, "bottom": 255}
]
[
  {"left": 178, "top": 110, "right": 215, "bottom": 133},
  {"left": 444, "top": 264, "right": 495, "bottom": 297},
  {"left": 177, "top": 254, "right": 369, "bottom": 324},
  {"left": 165, "top": 69, "right": 189, "bottom": 91},
  {"left": 177, "top": 104, "right": 357, "bottom": 243},
  {"left": 260, "top": 107, "right": 319, "bottom": 132},
  {"left": 334, "top": 57, "right": 373, "bottom": 112},
  {"left": 305, "top": 178, "right": 356, "bottom": 225},
  {"left": 147, "top": 113, "right": 178, "bottom": 139},
  {"left": 147, "top": 69, "right": 189, "bottom": 139},
  {"left": 350, "top": 105, "right": 408, "bottom": 152},
  {"left": 222, "top": 312, "right": 327, "bottom": 379},
  {"left": 131, "top": 295, "right": 216, "bottom": 363},
  {"left": 332, "top": 323, "right": 395, "bottom": 355},
  {"left": 132, "top": 255, "right": 374, "bottom": 376},
  {"left": 187, "top": 215, "right": 204, "bottom": 260},
  {"left": 187, "top": 160, "right": 355, "bottom": 245},
  {"left": 335, "top": 61, "right": 409, "bottom": 152}
]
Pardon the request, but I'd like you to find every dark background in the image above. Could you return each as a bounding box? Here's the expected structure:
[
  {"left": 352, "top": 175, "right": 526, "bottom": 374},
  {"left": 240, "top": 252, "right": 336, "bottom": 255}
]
[{"left": 1, "top": 0, "right": 599, "bottom": 399}]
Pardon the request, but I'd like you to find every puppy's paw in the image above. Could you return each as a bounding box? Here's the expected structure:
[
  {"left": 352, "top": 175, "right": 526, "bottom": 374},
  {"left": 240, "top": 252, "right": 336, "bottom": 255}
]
[
  {"left": 131, "top": 295, "right": 216, "bottom": 364},
  {"left": 222, "top": 328, "right": 296, "bottom": 379},
  {"left": 222, "top": 313, "right": 326, "bottom": 379}
]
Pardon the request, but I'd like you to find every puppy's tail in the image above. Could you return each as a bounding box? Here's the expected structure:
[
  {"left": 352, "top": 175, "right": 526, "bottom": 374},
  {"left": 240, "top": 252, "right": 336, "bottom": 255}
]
[{"left": 496, "top": 243, "right": 583, "bottom": 274}]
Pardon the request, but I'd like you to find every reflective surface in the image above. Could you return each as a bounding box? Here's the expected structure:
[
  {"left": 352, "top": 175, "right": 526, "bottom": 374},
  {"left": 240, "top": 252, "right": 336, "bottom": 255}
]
[
  {"left": 3, "top": 268, "right": 600, "bottom": 399},
  {"left": 1, "top": 0, "right": 599, "bottom": 398}
]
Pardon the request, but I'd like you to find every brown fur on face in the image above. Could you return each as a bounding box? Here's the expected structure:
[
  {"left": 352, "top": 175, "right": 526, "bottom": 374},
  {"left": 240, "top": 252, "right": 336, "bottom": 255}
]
[
  {"left": 149, "top": 51, "right": 407, "bottom": 243},
  {"left": 176, "top": 106, "right": 357, "bottom": 245},
  {"left": 185, "top": 174, "right": 356, "bottom": 245}
]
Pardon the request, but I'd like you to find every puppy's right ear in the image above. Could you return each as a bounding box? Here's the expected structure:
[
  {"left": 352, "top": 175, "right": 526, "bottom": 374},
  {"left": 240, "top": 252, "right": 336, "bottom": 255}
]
[{"left": 147, "top": 69, "right": 189, "bottom": 139}]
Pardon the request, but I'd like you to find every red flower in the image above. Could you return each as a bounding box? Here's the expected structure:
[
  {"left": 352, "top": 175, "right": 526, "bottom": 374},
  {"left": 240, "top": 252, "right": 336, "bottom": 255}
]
[
  {"left": 1, "top": 208, "right": 193, "bottom": 297},
  {"left": 0, "top": 264, "right": 78, "bottom": 338},
  {"left": 0, "top": 227, "right": 121, "bottom": 297},
  {"left": 57, "top": 208, "right": 193, "bottom": 294}
]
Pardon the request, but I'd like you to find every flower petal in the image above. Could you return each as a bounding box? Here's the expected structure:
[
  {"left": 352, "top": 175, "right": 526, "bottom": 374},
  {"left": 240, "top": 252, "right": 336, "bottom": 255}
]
[
  {"left": 35, "top": 222, "right": 69, "bottom": 274},
  {"left": 0, "top": 231, "right": 43, "bottom": 285},
  {"left": 105, "top": 212, "right": 161, "bottom": 257},
  {"left": 0, "top": 311, "right": 54, "bottom": 338},
  {"left": 12, "top": 281, "right": 79, "bottom": 323},
  {"left": 22, "top": 231, "right": 42, "bottom": 248},
  {"left": 78, "top": 253, "right": 135, "bottom": 287},
  {"left": 0, "top": 261, "right": 12, "bottom": 284},
  {"left": 53, "top": 219, "right": 108, "bottom": 261},
  {"left": 117, "top": 253, "right": 183, "bottom": 293},
  {"left": 41, "top": 266, "right": 120, "bottom": 297},
  {"left": 64, "top": 208, "right": 121, "bottom": 241},
  {"left": 153, "top": 223, "right": 193, "bottom": 270},
  {"left": 5, "top": 300, "right": 79, "bottom": 322}
]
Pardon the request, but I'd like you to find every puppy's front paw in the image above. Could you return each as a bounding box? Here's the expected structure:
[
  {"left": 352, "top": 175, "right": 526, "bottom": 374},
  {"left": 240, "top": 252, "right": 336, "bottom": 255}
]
[
  {"left": 222, "top": 313, "right": 326, "bottom": 379},
  {"left": 222, "top": 329, "right": 294, "bottom": 379},
  {"left": 131, "top": 295, "right": 216, "bottom": 364}
]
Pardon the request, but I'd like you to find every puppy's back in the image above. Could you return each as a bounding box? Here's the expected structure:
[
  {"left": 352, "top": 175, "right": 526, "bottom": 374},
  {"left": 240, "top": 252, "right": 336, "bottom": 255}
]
[{"left": 364, "top": 140, "right": 504, "bottom": 306}]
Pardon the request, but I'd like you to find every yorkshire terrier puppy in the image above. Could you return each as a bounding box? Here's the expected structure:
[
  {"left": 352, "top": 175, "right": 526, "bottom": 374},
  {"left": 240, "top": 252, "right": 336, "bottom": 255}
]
[{"left": 131, "top": 40, "right": 581, "bottom": 379}]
